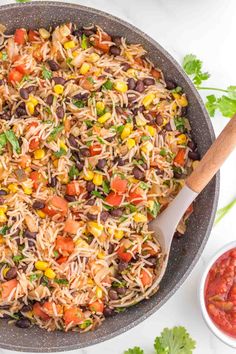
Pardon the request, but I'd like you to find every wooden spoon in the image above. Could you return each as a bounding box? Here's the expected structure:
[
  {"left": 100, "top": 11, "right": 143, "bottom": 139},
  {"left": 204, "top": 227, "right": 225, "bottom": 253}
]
[{"left": 112, "top": 114, "right": 236, "bottom": 307}]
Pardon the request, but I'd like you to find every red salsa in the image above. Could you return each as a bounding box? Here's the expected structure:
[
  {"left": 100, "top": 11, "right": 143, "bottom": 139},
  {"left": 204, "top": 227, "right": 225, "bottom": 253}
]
[{"left": 205, "top": 248, "right": 236, "bottom": 338}]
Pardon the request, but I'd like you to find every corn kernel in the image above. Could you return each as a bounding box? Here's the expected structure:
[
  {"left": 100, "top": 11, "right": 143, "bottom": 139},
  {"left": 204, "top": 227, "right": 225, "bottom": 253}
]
[
  {"left": 53, "top": 159, "right": 59, "bottom": 168},
  {"left": 126, "top": 138, "right": 135, "bottom": 150},
  {"left": 192, "top": 160, "right": 200, "bottom": 170},
  {"left": 25, "top": 167, "right": 32, "bottom": 173},
  {"left": 88, "top": 53, "right": 100, "bottom": 63},
  {"left": 142, "top": 93, "right": 155, "bottom": 108},
  {"left": 76, "top": 239, "right": 89, "bottom": 248},
  {"left": 172, "top": 92, "right": 180, "bottom": 99},
  {"left": 96, "top": 101, "right": 105, "bottom": 116},
  {"left": 39, "top": 28, "right": 50, "bottom": 39},
  {"left": 0, "top": 211, "right": 7, "bottom": 223},
  {"left": 54, "top": 84, "right": 64, "bottom": 95},
  {"left": 97, "top": 251, "right": 105, "bottom": 259},
  {"left": 35, "top": 261, "right": 49, "bottom": 271},
  {"left": 23, "top": 186, "right": 32, "bottom": 195},
  {"left": 72, "top": 50, "right": 79, "bottom": 58},
  {"left": 44, "top": 268, "right": 56, "bottom": 279},
  {"left": 121, "top": 123, "right": 133, "bottom": 140},
  {"left": 141, "top": 141, "right": 153, "bottom": 154},
  {"left": 0, "top": 205, "right": 7, "bottom": 213},
  {"left": 96, "top": 286, "right": 103, "bottom": 299},
  {"left": 136, "top": 116, "right": 147, "bottom": 127},
  {"left": 26, "top": 102, "right": 35, "bottom": 115},
  {"left": 34, "top": 149, "right": 45, "bottom": 160},
  {"left": 114, "top": 230, "right": 124, "bottom": 240},
  {"left": 133, "top": 213, "right": 147, "bottom": 223},
  {"left": 0, "top": 235, "right": 5, "bottom": 244},
  {"left": 87, "top": 221, "right": 103, "bottom": 238},
  {"left": 59, "top": 140, "right": 68, "bottom": 151},
  {"left": 126, "top": 68, "right": 137, "bottom": 77},
  {"left": 98, "top": 112, "right": 111, "bottom": 124},
  {"left": 147, "top": 199, "right": 154, "bottom": 210},
  {"left": 80, "top": 62, "right": 90, "bottom": 75},
  {"left": 178, "top": 95, "right": 188, "bottom": 107},
  {"left": 84, "top": 170, "right": 94, "bottom": 181},
  {"left": 87, "top": 277, "right": 94, "bottom": 285},
  {"left": 36, "top": 210, "right": 46, "bottom": 219},
  {"left": 114, "top": 81, "right": 128, "bottom": 93},
  {"left": 64, "top": 40, "right": 76, "bottom": 50},
  {"left": 93, "top": 173, "right": 103, "bottom": 186},
  {"left": 3, "top": 267, "right": 10, "bottom": 277},
  {"left": 128, "top": 177, "right": 139, "bottom": 184},
  {"left": 146, "top": 125, "right": 156, "bottom": 137},
  {"left": 177, "top": 134, "right": 187, "bottom": 145},
  {"left": 8, "top": 183, "right": 18, "bottom": 193},
  {"left": 0, "top": 52, "right": 2, "bottom": 60},
  {"left": 29, "top": 96, "right": 38, "bottom": 107}
]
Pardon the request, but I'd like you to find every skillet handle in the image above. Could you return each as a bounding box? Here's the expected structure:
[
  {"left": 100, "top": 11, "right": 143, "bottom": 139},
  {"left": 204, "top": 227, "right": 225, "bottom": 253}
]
[{"left": 186, "top": 114, "right": 236, "bottom": 193}]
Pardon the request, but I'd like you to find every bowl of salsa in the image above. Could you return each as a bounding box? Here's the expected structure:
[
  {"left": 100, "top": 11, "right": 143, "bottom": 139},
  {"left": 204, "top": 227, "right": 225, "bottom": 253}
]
[{"left": 200, "top": 241, "right": 236, "bottom": 348}]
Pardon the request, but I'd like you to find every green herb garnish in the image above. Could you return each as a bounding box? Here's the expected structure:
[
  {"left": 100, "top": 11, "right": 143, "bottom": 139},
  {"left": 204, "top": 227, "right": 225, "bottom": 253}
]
[
  {"left": 91, "top": 190, "right": 104, "bottom": 199},
  {"left": 73, "top": 99, "right": 85, "bottom": 108},
  {"left": 102, "top": 180, "right": 110, "bottom": 194},
  {"left": 68, "top": 165, "right": 79, "bottom": 179},
  {"left": 42, "top": 65, "right": 52, "bottom": 80},
  {"left": 174, "top": 117, "right": 186, "bottom": 132},
  {"left": 97, "top": 136, "right": 105, "bottom": 144},
  {"left": 159, "top": 148, "right": 167, "bottom": 156},
  {"left": 87, "top": 76, "right": 95, "bottom": 84},
  {"left": 47, "top": 125, "right": 64, "bottom": 142},
  {"left": 102, "top": 79, "right": 113, "bottom": 90},
  {"left": 54, "top": 148, "right": 67, "bottom": 158},
  {"left": 127, "top": 204, "right": 137, "bottom": 213},
  {"left": 141, "top": 136, "right": 151, "bottom": 142},
  {"left": 0, "top": 133, "right": 7, "bottom": 154},
  {"left": 30, "top": 273, "right": 41, "bottom": 282},
  {"left": 80, "top": 319, "right": 92, "bottom": 329},
  {"left": 183, "top": 54, "right": 210, "bottom": 86},
  {"left": 84, "top": 120, "right": 93, "bottom": 128},
  {"left": 148, "top": 200, "right": 161, "bottom": 218},
  {"left": 53, "top": 250, "right": 59, "bottom": 258},
  {"left": 81, "top": 34, "right": 88, "bottom": 50},
  {"left": 215, "top": 198, "right": 236, "bottom": 224},
  {"left": 54, "top": 278, "right": 69, "bottom": 285},
  {"left": 5, "top": 130, "right": 20, "bottom": 154},
  {"left": 13, "top": 255, "right": 24, "bottom": 263},
  {"left": 66, "top": 57, "right": 73, "bottom": 65},
  {"left": 139, "top": 182, "right": 149, "bottom": 190},
  {"left": 1, "top": 52, "right": 8, "bottom": 61},
  {"left": 0, "top": 225, "right": 9, "bottom": 235}
]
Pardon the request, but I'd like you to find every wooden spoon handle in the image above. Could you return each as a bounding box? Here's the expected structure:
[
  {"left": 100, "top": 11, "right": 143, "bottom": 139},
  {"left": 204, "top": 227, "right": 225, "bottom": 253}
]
[{"left": 186, "top": 114, "right": 236, "bottom": 193}]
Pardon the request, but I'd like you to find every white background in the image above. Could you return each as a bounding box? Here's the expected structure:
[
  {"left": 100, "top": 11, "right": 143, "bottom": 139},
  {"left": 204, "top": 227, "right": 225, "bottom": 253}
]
[{"left": 1, "top": 0, "right": 236, "bottom": 353}]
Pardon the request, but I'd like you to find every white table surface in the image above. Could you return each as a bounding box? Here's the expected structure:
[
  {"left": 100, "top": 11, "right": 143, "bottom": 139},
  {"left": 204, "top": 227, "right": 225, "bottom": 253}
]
[{"left": 1, "top": 0, "right": 236, "bottom": 353}]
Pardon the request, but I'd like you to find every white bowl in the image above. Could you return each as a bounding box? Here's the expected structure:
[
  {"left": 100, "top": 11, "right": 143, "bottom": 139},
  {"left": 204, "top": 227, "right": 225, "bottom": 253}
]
[{"left": 199, "top": 241, "right": 236, "bottom": 348}]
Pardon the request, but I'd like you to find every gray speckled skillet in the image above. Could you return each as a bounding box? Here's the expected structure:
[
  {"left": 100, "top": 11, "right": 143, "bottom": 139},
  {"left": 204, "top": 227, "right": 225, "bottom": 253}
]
[{"left": 0, "top": 2, "right": 219, "bottom": 352}]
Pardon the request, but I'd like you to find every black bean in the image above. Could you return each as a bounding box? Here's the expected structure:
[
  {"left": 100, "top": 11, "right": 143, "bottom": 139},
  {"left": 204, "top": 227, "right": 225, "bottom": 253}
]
[
  {"left": 133, "top": 106, "right": 144, "bottom": 115},
  {"left": 181, "top": 106, "right": 188, "bottom": 116},
  {"left": 103, "top": 307, "right": 115, "bottom": 317},
  {"left": 86, "top": 199, "right": 95, "bottom": 206},
  {"left": 174, "top": 170, "right": 184, "bottom": 179},
  {"left": 73, "top": 92, "right": 89, "bottom": 100},
  {"left": 15, "top": 318, "right": 31, "bottom": 329},
  {"left": 121, "top": 62, "right": 130, "bottom": 71},
  {"left": 0, "top": 304, "right": 10, "bottom": 310},
  {"left": 110, "top": 208, "right": 123, "bottom": 218},
  {"left": 83, "top": 28, "right": 95, "bottom": 36},
  {"left": 96, "top": 158, "right": 106, "bottom": 170},
  {"left": 53, "top": 77, "right": 66, "bottom": 85},
  {"left": 100, "top": 211, "right": 110, "bottom": 222},
  {"left": 16, "top": 104, "right": 26, "bottom": 117},
  {"left": 23, "top": 229, "right": 37, "bottom": 239},
  {"left": 68, "top": 134, "right": 78, "bottom": 148},
  {"left": 156, "top": 113, "right": 163, "bottom": 126},
  {"left": 19, "top": 88, "right": 29, "bottom": 100},
  {"left": 0, "top": 111, "right": 11, "bottom": 120},
  {"left": 118, "top": 261, "right": 129, "bottom": 272},
  {"left": 46, "top": 94, "right": 54, "bottom": 106},
  {"left": 47, "top": 60, "right": 60, "bottom": 71},
  {"left": 188, "top": 151, "right": 200, "bottom": 161},
  {"left": 76, "top": 161, "right": 84, "bottom": 171},
  {"left": 135, "top": 80, "right": 145, "bottom": 93},
  {"left": 0, "top": 189, "right": 7, "bottom": 196},
  {"left": 112, "top": 36, "right": 122, "bottom": 46},
  {"left": 108, "top": 243, "right": 114, "bottom": 254},
  {"left": 48, "top": 176, "right": 57, "bottom": 187},
  {"left": 114, "top": 157, "right": 125, "bottom": 166},
  {"left": 133, "top": 166, "right": 145, "bottom": 180},
  {"left": 86, "top": 181, "right": 95, "bottom": 192},
  {"left": 187, "top": 140, "right": 196, "bottom": 151},
  {"left": 32, "top": 200, "right": 45, "bottom": 210},
  {"left": 64, "top": 194, "right": 76, "bottom": 202},
  {"left": 87, "top": 212, "right": 97, "bottom": 221},
  {"left": 5, "top": 267, "right": 17, "bottom": 280},
  {"left": 21, "top": 304, "right": 33, "bottom": 313},
  {"left": 105, "top": 136, "right": 114, "bottom": 143},
  {"left": 144, "top": 113, "right": 155, "bottom": 124},
  {"left": 165, "top": 122, "right": 172, "bottom": 131},
  {"left": 128, "top": 78, "right": 136, "bottom": 90},
  {"left": 116, "top": 286, "right": 126, "bottom": 295},
  {"left": 0, "top": 79, "right": 4, "bottom": 86},
  {"left": 108, "top": 289, "right": 118, "bottom": 300},
  {"left": 56, "top": 106, "right": 64, "bottom": 119},
  {"left": 110, "top": 46, "right": 121, "bottom": 56},
  {"left": 143, "top": 78, "right": 155, "bottom": 86},
  {"left": 26, "top": 85, "right": 36, "bottom": 94},
  {"left": 174, "top": 231, "right": 184, "bottom": 238},
  {"left": 72, "top": 29, "right": 83, "bottom": 37},
  {"left": 80, "top": 148, "right": 90, "bottom": 157},
  {"left": 146, "top": 256, "right": 157, "bottom": 267},
  {"left": 165, "top": 80, "right": 176, "bottom": 90}
]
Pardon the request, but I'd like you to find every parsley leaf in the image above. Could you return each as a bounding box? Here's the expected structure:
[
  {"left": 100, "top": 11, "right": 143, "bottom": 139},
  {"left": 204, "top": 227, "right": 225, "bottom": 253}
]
[
  {"left": 91, "top": 190, "right": 104, "bottom": 199},
  {"left": 124, "top": 348, "right": 144, "bottom": 354},
  {"left": 0, "top": 225, "right": 9, "bottom": 235},
  {"left": 81, "top": 34, "right": 88, "bottom": 50},
  {"left": 42, "top": 65, "right": 52, "bottom": 80},
  {"left": 102, "top": 79, "right": 113, "bottom": 90},
  {"left": 174, "top": 117, "right": 186, "bottom": 132},
  {"left": 54, "top": 148, "right": 67, "bottom": 158},
  {"left": 68, "top": 165, "right": 79, "bottom": 179},
  {"left": 227, "top": 86, "right": 236, "bottom": 100},
  {"left": 13, "top": 255, "right": 24, "bottom": 263},
  {"left": 5, "top": 130, "right": 20, "bottom": 154},
  {"left": 87, "top": 76, "right": 95, "bottom": 84},
  {"left": 205, "top": 95, "right": 217, "bottom": 117},
  {"left": 102, "top": 180, "right": 110, "bottom": 194},
  {"left": 148, "top": 200, "right": 161, "bottom": 218},
  {"left": 218, "top": 95, "right": 236, "bottom": 118},
  {"left": 73, "top": 99, "right": 85, "bottom": 108},
  {"left": 54, "top": 278, "right": 69, "bottom": 285},
  {"left": 183, "top": 54, "right": 210, "bottom": 86},
  {"left": 30, "top": 273, "right": 41, "bottom": 282},
  {"left": 47, "top": 125, "right": 64, "bottom": 142}
]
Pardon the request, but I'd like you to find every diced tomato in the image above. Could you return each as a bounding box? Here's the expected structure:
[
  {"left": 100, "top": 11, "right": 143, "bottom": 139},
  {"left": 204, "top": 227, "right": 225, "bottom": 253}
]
[
  {"left": 0, "top": 279, "right": 18, "bottom": 300},
  {"left": 64, "top": 219, "right": 81, "bottom": 234},
  {"left": 105, "top": 192, "right": 123, "bottom": 206},
  {"left": 142, "top": 242, "right": 158, "bottom": 256},
  {"left": 66, "top": 181, "right": 81, "bottom": 196},
  {"left": 89, "top": 144, "right": 102, "bottom": 156},
  {"left": 151, "top": 68, "right": 161, "bottom": 79},
  {"left": 8, "top": 69, "right": 23, "bottom": 83},
  {"left": 111, "top": 176, "right": 128, "bottom": 194},
  {"left": 80, "top": 77, "right": 94, "bottom": 90},
  {"left": 27, "top": 121, "right": 39, "bottom": 130},
  {"left": 29, "top": 171, "right": 46, "bottom": 190},
  {"left": 89, "top": 301, "right": 104, "bottom": 313},
  {"left": 28, "top": 29, "right": 39, "bottom": 42},
  {"left": 127, "top": 189, "right": 144, "bottom": 205},
  {"left": 29, "top": 137, "right": 40, "bottom": 151},
  {"left": 55, "top": 235, "right": 74, "bottom": 256},
  {"left": 134, "top": 57, "right": 144, "bottom": 66},
  {"left": 63, "top": 308, "right": 84, "bottom": 326},
  {"left": 42, "top": 196, "right": 68, "bottom": 217},
  {"left": 57, "top": 256, "right": 68, "bottom": 265},
  {"left": 33, "top": 302, "right": 50, "bottom": 321},
  {"left": 15, "top": 64, "right": 28, "bottom": 75},
  {"left": 140, "top": 268, "right": 153, "bottom": 287},
  {"left": 42, "top": 302, "right": 63, "bottom": 317},
  {"left": 14, "top": 28, "right": 27, "bottom": 45},
  {"left": 92, "top": 32, "right": 111, "bottom": 53},
  {"left": 174, "top": 148, "right": 186, "bottom": 166},
  {"left": 117, "top": 245, "right": 133, "bottom": 262},
  {"left": 19, "top": 155, "right": 31, "bottom": 169}
]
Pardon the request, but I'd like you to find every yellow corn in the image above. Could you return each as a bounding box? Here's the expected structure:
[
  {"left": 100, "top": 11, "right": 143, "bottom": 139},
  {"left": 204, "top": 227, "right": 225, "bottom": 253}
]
[
  {"left": 142, "top": 93, "right": 155, "bottom": 108},
  {"left": 84, "top": 170, "right": 94, "bottom": 181},
  {"left": 44, "top": 268, "right": 56, "bottom": 279},
  {"left": 58, "top": 174, "right": 69, "bottom": 184},
  {"left": 121, "top": 123, "right": 133, "bottom": 140},
  {"left": 94, "top": 69, "right": 102, "bottom": 76},
  {"left": 93, "top": 173, "right": 103, "bottom": 186},
  {"left": 128, "top": 177, "right": 139, "bottom": 184},
  {"left": 76, "top": 239, "right": 89, "bottom": 248},
  {"left": 3, "top": 268, "right": 10, "bottom": 277},
  {"left": 141, "top": 141, "right": 153, "bottom": 154},
  {"left": 178, "top": 95, "right": 188, "bottom": 107},
  {"left": 0, "top": 205, "right": 7, "bottom": 213},
  {"left": 87, "top": 277, "right": 94, "bottom": 285},
  {"left": 87, "top": 221, "right": 103, "bottom": 238},
  {"left": 147, "top": 199, "right": 155, "bottom": 210},
  {"left": 172, "top": 92, "right": 180, "bottom": 99},
  {"left": 54, "top": 84, "right": 64, "bottom": 95},
  {"left": 29, "top": 96, "right": 38, "bottom": 107},
  {"left": 25, "top": 167, "right": 32, "bottom": 173},
  {"left": 23, "top": 186, "right": 32, "bottom": 195},
  {"left": 39, "top": 28, "right": 50, "bottom": 39},
  {"left": 0, "top": 53, "right": 2, "bottom": 60},
  {"left": 192, "top": 160, "right": 200, "bottom": 170},
  {"left": 35, "top": 261, "right": 49, "bottom": 271},
  {"left": 114, "top": 230, "right": 124, "bottom": 240},
  {"left": 177, "top": 134, "right": 187, "bottom": 145},
  {"left": 98, "top": 112, "right": 111, "bottom": 124},
  {"left": 96, "top": 286, "right": 103, "bottom": 299},
  {"left": 34, "top": 149, "right": 45, "bottom": 160},
  {"left": 53, "top": 159, "right": 59, "bottom": 168},
  {"left": 88, "top": 53, "right": 100, "bottom": 63},
  {"left": 26, "top": 102, "right": 35, "bottom": 115},
  {"left": 72, "top": 50, "right": 79, "bottom": 58},
  {"left": 59, "top": 140, "right": 68, "bottom": 151},
  {"left": 97, "top": 251, "right": 105, "bottom": 259},
  {"left": 36, "top": 210, "right": 46, "bottom": 219},
  {"left": 0, "top": 235, "right": 4, "bottom": 244},
  {"left": 133, "top": 213, "right": 147, "bottom": 223},
  {"left": 146, "top": 125, "right": 156, "bottom": 137},
  {"left": 8, "top": 183, "right": 18, "bottom": 193},
  {"left": 80, "top": 62, "right": 90, "bottom": 75},
  {"left": 126, "top": 138, "right": 135, "bottom": 150},
  {"left": 0, "top": 211, "right": 7, "bottom": 223},
  {"left": 136, "top": 116, "right": 146, "bottom": 127},
  {"left": 96, "top": 101, "right": 105, "bottom": 116},
  {"left": 64, "top": 40, "right": 76, "bottom": 50},
  {"left": 126, "top": 68, "right": 137, "bottom": 77},
  {"left": 125, "top": 51, "right": 133, "bottom": 61},
  {"left": 114, "top": 81, "right": 128, "bottom": 93}
]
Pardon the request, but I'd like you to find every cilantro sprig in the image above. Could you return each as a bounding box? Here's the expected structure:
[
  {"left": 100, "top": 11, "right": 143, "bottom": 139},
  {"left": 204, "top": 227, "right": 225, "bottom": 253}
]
[{"left": 183, "top": 54, "right": 236, "bottom": 118}]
